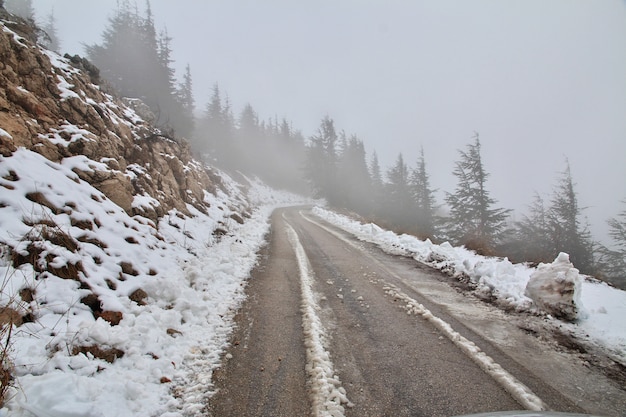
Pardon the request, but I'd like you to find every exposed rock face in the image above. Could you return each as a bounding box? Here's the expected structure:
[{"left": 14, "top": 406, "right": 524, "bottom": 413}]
[{"left": 0, "top": 17, "right": 220, "bottom": 222}]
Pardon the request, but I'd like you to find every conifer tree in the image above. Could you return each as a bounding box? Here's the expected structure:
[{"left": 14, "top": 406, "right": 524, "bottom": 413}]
[
  {"left": 510, "top": 193, "right": 553, "bottom": 263},
  {"left": 506, "top": 162, "right": 595, "bottom": 271},
  {"left": 368, "top": 151, "right": 384, "bottom": 218},
  {"left": 238, "top": 104, "right": 259, "bottom": 135},
  {"left": 233, "top": 103, "right": 261, "bottom": 172},
  {"left": 305, "top": 117, "right": 339, "bottom": 204},
  {"left": 279, "top": 118, "right": 291, "bottom": 142},
  {"left": 547, "top": 160, "right": 595, "bottom": 272},
  {"left": 41, "top": 9, "right": 61, "bottom": 52},
  {"left": 369, "top": 152, "right": 382, "bottom": 191},
  {"left": 86, "top": 1, "right": 184, "bottom": 134},
  {"left": 337, "top": 130, "right": 348, "bottom": 159},
  {"left": 174, "top": 64, "right": 195, "bottom": 138},
  {"left": 157, "top": 28, "right": 176, "bottom": 95},
  {"left": 409, "top": 147, "right": 438, "bottom": 239},
  {"left": 598, "top": 201, "right": 626, "bottom": 288},
  {"left": 5, "top": 0, "right": 34, "bottom": 20},
  {"left": 222, "top": 94, "right": 235, "bottom": 138},
  {"left": 87, "top": 3, "right": 151, "bottom": 99},
  {"left": 385, "top": 153, "right": 414, "bottom": 232},
  {"left": 337, "top": 135, "right": 371, "bottom": 211},
  {"left": 195, "top": 84, "right": 236, "bottom": 164},
  {"left": 445, "top": 133, "right": 510, "bottom": 252}
]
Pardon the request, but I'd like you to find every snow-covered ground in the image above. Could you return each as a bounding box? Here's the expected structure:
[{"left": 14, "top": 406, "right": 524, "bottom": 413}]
[
  {"left": 312, "top": 207, "right": 626, "bottom": 364},
  {"left": 0, "top": 148, "right": 309, "bottom": 417},
  {"left": 1, "top": 159, "right": 624, "bottom": 416},
  {"left": 285, "top": 222, "right": 353, "bottom": 415}
]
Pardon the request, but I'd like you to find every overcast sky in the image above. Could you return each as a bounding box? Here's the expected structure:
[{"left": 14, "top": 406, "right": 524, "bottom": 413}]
[{"left": 31, "top": 0, "right": 626, "bottom": 244}]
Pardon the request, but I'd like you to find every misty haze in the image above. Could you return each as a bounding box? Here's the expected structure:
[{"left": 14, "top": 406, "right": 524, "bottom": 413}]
[{"left": 0, "top": 1, "right": 625, "bottom": 416}]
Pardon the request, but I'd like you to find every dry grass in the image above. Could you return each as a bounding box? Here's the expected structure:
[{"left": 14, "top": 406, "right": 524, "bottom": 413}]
[
  {"left": 0, "top": 257, "right": 19, "bottom": 407},
  {"left": 0, "top": 210, "right": 85, "bottom": 405},
  {"left": 0, "top": 314, "right": 15, "bottom": 407}
]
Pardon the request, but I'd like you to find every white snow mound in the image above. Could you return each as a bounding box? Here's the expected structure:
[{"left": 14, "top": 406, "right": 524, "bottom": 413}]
[{"left": 525, "top": 253, "right": 584, "bottom": 322}]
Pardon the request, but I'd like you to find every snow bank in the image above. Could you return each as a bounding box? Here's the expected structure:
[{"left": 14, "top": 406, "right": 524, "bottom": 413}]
[
  {"left": 312, "top": 207, "right": 626, "bottom": 360},
  {"left": 525, "top": 253, "right": 584, "bottom": 322}
]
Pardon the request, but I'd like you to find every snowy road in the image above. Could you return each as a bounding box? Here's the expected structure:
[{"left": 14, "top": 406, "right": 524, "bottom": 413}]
[{"left": 207, "top": 207, "right": 614, "bottom": 416}]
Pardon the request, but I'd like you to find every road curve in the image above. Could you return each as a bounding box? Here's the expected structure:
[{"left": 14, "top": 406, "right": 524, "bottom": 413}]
[{"left": 207, "top": 207, "right": 599, "bottom": 416}]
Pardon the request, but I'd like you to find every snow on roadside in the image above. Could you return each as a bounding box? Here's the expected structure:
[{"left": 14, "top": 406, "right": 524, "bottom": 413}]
[
  {"left": 312, "top": 207, "right": 626, "bottom": 361},
  {"left": 285, "top": 223, "right": 352, "bottom": 416},
  {"left": 383, "top": 283, "right": 547, "bottom": 411},
  {"left": 0, "top": 147, "right": 310, "bottom": 417}
]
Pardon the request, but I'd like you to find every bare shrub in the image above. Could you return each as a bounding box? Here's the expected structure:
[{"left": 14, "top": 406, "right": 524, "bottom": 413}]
[
  {"left": 0, "top": 320, "right": 13, "bottom": 407},
  {"left": 0, "top": 253, "right": 22, "bottom": 407},
  {"left": 12, "top": 218, "right": 84, "bottom": 281}
]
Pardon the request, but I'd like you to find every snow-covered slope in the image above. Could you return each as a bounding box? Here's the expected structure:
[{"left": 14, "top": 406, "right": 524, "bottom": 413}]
[
  {"left": 0, "top": 149, "right": 306, "bottom": 416},
  {"left": 0, "top": 15, "right": 311, "bottom": 416}
]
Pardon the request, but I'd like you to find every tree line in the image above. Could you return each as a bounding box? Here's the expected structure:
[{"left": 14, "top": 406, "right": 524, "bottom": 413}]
[
  {"left": 190, "top": 84, "right": 309, "bottom": 192},
  {"left": 23, "top": 0, "right": 625, "bottom": 289},
  {"left": 83, "top": 1, "right": 195, "bottom": 139},
  {"left": 303, "top": 117, "right": 625, "bottom": 289}
]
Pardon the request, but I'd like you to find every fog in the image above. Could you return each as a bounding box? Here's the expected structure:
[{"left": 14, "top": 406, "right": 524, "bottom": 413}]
[{"left": 31, "top": 0, "right": 626, "bottom": 244}]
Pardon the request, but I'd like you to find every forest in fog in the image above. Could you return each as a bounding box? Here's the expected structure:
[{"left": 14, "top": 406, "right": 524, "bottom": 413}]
[{"left": 9, "top": 0, "right": 626, "bottom": 289}]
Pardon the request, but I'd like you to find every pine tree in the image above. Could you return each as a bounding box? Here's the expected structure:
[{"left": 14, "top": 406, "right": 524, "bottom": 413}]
[
  {"left": 510, "top": 193, "right": 553, "bottom": 263},
  {"left": 157, "top": 27, "right": 176, "bottom": 95},
  {"left": 369, "top": 152, "right": 382, "bottom": 191},
  {"left": 368, "top": 151, "right": 384, "bottom": 218},
  {"left": 174, "top": 64, "right": 195, "bottom": 139},
  {"left": 152, "top": 25, "right": 184, "bottom": 130},
  {"left": 598, "top": 201, "right": 626, "bottom": 288},
  {"left": 547, "top": 160, "right": 595, "bottom": 272},
  {"left": 222, "top": 94, "right": 235, "bottom": 139},
  {"left": 337, "top": 135, "right": 371, "bottom": 211},
  {"left": 305, "top": 116, "right": 339, "bottom": 204},
  {"left": 86, "top": 1, "right": 183, "bottom": 134},
  {"left": 279, "top": 118, "right": 291, "bottom": 142},
  {"left": 385, "top": 153, "right": 414, "bottom": 232},
  {"left": 409, "top": 147, "right": 438, "bottom": 239},
  {"left": 41, "top": 9, "right": 61, "bottom": 52},
  {"left": 337, "top": 130, "right": 348, "bottom": 159},
  {"left": 196, "top": 84, "right": 232, "bottom": 163},
  {"left": 232, "top": 103, "right": 259, "bottom": 172},
  {"left": 87, "top": 3, "right": 149, "bottom": 99},
  {"left": 445, "top": 133, "right": 511, "bottom": 252},
  {"left": 238, "top": 104, "right": 260, "bottom": 151},
  {"left": 5, "top": 0, "right": 34, "bottom": 20}
]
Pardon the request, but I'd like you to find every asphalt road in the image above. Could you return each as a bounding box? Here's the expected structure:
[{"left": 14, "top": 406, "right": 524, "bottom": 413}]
[{"left": 207, "top": 207, "right": 624, "bottom": 417}]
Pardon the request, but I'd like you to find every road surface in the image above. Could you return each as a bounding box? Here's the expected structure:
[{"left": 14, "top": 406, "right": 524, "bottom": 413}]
[{"left": 207, "top": 207, "right": 625, "bottom": 417}]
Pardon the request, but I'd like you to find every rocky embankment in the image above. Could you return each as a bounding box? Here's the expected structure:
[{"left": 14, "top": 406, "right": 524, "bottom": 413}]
[
  {"left": 0, "top": 11, "right": 221, "bottom": 222},
  {"left": 0, "top": 12, "right": 262, "bottom": 414}
]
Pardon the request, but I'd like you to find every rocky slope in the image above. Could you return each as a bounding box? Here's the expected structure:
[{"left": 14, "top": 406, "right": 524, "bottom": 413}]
[
  {"left": 0, "top": 11, "right": 225, "bottom": 222},
  {"left": 0, "top": 12, "right": 269, "bottom": 414}
]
